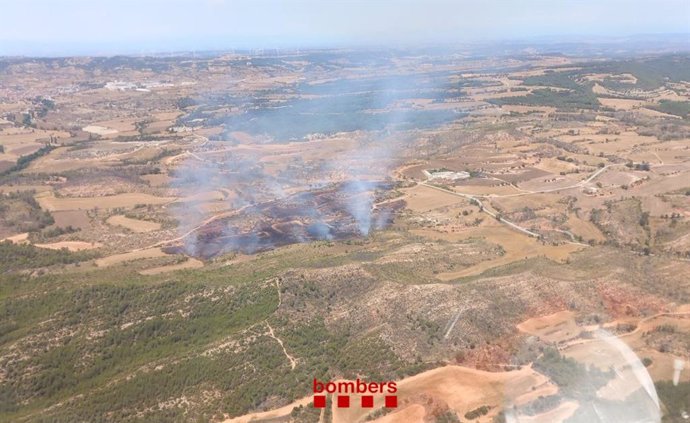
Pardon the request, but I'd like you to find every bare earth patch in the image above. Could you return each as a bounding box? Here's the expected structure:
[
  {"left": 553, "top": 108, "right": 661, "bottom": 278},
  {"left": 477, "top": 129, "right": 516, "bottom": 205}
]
[
  {"left": 34, "top": 241, "right": 102, "bottom": 251},
  {"left": 138, "top": 258, "right": 204, "bottom": 275},
  {"left": 95, "top": 247, "right": 168, "bottom": 267},
  {"left": 82, "top": 125, "right": 119, "bottom": 136},
  {"left": 1, "top": 232, "right": 29, "bottom": 243},
  {"left": 517, "top": 310, "right": 579, "bottom": 344}
]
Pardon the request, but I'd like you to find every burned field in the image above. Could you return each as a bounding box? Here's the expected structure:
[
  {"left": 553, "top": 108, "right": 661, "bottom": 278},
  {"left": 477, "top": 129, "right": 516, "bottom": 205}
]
[{"left": 167, "top": 182, "right": 405, "bottom": 257}]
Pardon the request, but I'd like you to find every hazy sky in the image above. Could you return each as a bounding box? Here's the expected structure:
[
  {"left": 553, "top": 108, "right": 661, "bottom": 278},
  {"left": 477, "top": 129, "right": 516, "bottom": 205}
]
[{"left": 0, "top": 0, "right": 688, "bottom": 55}]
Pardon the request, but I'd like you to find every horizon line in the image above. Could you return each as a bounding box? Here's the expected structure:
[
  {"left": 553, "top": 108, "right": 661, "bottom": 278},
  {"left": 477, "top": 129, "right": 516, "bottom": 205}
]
[{"left": 1, "top": 32, "right": 689, "bottom": 59}]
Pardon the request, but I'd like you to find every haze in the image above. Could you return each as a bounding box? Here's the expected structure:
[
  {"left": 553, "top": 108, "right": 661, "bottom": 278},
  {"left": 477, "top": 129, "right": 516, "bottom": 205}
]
[{"left": 0, "top": 0, "right": 688, "bottom": 55}]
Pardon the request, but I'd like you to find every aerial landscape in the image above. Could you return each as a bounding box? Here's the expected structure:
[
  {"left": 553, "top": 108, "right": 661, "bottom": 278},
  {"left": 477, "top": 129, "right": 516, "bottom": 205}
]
[{"left": 1, "top": 1, "right": 689, "bottom": 423}]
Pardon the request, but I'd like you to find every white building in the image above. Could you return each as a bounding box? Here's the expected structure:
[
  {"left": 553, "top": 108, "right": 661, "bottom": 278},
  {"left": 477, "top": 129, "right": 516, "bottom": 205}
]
[{"left": 423, "top": 169, "right": 471, "bottom": 181}]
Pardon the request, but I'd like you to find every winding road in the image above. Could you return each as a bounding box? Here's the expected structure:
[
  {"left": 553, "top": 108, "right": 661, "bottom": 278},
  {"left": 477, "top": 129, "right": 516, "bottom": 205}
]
[{"left": 420, "top": 163, "right": 624, "bottom": 243}]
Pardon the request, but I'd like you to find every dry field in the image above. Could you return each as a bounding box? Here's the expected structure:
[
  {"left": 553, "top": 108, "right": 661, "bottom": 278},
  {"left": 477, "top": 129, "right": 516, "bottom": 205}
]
[
  {"left": 106, "top": 215, "right": 161, "bottom": 232},
  {"left": 138, "top": 257, "right": 204, "bottom": 275},
  {"left": 95, "top": 247, "right": 169, "bottom": 267},
  {"left": 516, "top": 310, "right": 580, "bottom": 344},
  {"left": 413, "top": 225, "right": 584, "bottom": 280},
  {"left": 403, "top": 184, "right": 468, "bottom": 213},
  {"left": 51, "top": 209, "right": 88, "bottom": 226},
  {"left": 82, "top": 125, "right": 119, "bottom": 136},
  {"left": 34, "top": 241, "right": 102, "bottom": 251},
  {"left": 36, "top": 192, "right": 176, "bottom": 211}
]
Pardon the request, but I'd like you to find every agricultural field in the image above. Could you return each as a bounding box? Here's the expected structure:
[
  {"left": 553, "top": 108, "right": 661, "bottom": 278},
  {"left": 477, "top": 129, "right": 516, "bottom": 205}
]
[{"left": 1, "top": 46, "right": 689, "bottom": 423}]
